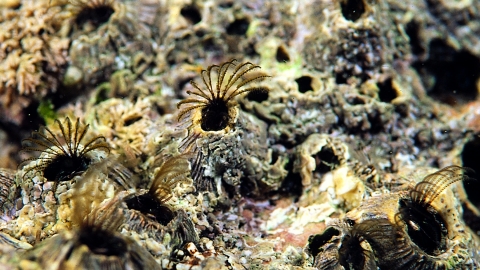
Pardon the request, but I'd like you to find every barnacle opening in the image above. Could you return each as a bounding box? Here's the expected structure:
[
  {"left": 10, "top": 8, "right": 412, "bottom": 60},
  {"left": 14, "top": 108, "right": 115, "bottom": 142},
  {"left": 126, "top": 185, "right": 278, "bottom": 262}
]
[
  {"left": 126, "top": 155, "right": 190, "bottom": 226},
  {"left": 20, "top": 117, "right": 111, "bottom": 183},
  {"left": 340, "top": 0, "right": 366, "bottom": 21},
  {"left": 78, "top": 227, "right": 127, "bottom": 256},
  {"left": 201, "top": 98, "right": 231, "bottom": 131},
  {"left": 226, "top": 18, "right": 250, "bottom": 36},
  {"left": 180, "top": 5, "right": 202, "bottom": 25},
  {"left": 43, "top": 155, "right": 90, "bottom": 182},
  {"left": 377, "top": 77, "right": 398, "bottom": 103},
  {"left": 295, "top": 76, "right": 313, "bottom": 93},
  {"left": 338, "top": 234, "right": 373, "bottom": 270},
  {"left": 314, "top": 146, "right": 341, "bottom": 174},
  {"left": 246, "top": 88, "right": 269, "bottom": 102},
  {"left": 276, "top": 45, "right": 290, "bottom": 63},
  {"left": 397, "top": 198, "right": 447, "bottom": 255},
  {"left": 177, "top": 59, "right": 270, "bottom": 136},
  {"left": 125, "top": 193, "right": 175, "bottom": 226},
  {"left": 72, "top": 0, "right": 115, "bottom": 29}
]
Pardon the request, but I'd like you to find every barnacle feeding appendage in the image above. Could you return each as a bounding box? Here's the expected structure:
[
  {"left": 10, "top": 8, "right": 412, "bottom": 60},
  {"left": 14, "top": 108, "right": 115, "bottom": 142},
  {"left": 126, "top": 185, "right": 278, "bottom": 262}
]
[{"left": 20, "top": 117, "right": 111, "bottom": 185}]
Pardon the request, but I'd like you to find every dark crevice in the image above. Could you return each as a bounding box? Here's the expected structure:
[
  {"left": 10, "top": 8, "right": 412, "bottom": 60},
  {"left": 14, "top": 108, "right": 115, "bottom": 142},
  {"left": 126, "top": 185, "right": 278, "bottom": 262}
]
[
  {"left": 462, "top": 203, "right": 480, "bottom": 235},
  {"left": 278, "top": 157, "right": 303, "bottom": 199},
  {"left": 79, "top": 228, "right": 127, "bottom": 256},
  {"left": 125, "top": 194, "right": 175, "bottom": 226},
  {"left": 295, "top": 76, "right": 313, "bottom": 93},
  {"left": 75, "top": 5, "right": 114, "bottom": 29},
  {"left": 226, "top": 18, "right": 250, "bottom": 36},
  {"left": 413, "top": 39, "right": 480, "bottom": 105},
  {"left": 314, "top": 146, "right": 340, "bottom": 174},
  {"left": 461, "top": 137, "right": 480, "bottom": 206},
  {"left": 377, "top": 78, "right": 397, "bottom": 103},
  {"left": 405, "top": 20, "right": 425, "bottom": 56},
  {"left": 308, "top": 227, "right": 340, "bottom": 257},
  {"left": 276, "top": 45, "right": 290, "bottom": 63},
  {"left": 340, "top": 0, "right": 365, "bottom": 21},
  {"left": 180, "top": 5, "right": 202, "bottom": 25},
  {"left": 246, "top": 88, "right": 269, "bottom": 102}
]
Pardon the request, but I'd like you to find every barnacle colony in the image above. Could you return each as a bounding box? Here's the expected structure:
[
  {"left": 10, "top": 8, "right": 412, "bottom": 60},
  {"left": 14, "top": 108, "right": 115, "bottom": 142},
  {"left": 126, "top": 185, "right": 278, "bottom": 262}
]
[
  {"left": 20, "top": 182, "right": 159, "bottom": 270},
  {"left": 308, "top": 165, "right": 478, "bottom": 269}
]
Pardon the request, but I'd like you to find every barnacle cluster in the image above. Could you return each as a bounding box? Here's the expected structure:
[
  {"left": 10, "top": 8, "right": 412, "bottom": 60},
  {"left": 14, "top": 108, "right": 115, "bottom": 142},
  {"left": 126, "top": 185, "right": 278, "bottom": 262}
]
[
  {"left": 307, "top": 166, "right": 478, "bottom": 269},
  {"left": 1, "top": 0, "right": 480, "bottom": 269}
]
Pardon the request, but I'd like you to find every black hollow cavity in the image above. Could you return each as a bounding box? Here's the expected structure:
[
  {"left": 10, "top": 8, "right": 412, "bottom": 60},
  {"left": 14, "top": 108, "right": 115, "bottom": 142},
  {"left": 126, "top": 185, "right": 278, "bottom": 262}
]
[
  {"left": 226, "top": 18, "right": 250, "bottom": 36},
  {"left": 340, "top": 0, "right": 365, "bottom": 21},
  {"left": 246, "top": 88, "right": 269, "bottom": 102},
  {"left": 75, "top": 5, "right": 114, "bottom": 28},
  {"left": 462, "top": 203, "right": 480, "bottom": 235},
  {"left": 307, "top": 227, "right": 340, "bottom": 257},
  {"left": 278, "top": 157, "right": 303, "bottom": 199},
  {"left": 78, "top": 227, "right": 127, "bottom": 256},
  {"left": 405, "top": 20, "right": 425, "bottom": 56},
  {"left": 339, "top": 235, "right": 367, "bottom": 270},
  {"left": 200, "top": 98, "right": 230, "bottom": 131},
  {"left": 125, "top": 193, "right": 175, "bottom": 226},
  {"left": 180, "top": 5, "right": 201, "bottom": 25},
  {"left": 124, "top": 116, "right": 142, "bottom": 126},
  {"left": 314, "top": 146, "right": 340, "bottom": 173},
  {"left": 295, "top": 76, "right": 313, "bottom": 93},
  {"left": 377, "top": 77, "right": 397, "bottom": 103},
  {"left": 43, "top": 155, "right": 90, "bottom": 182},
  {"left": 276, "top": 46, "right": 290, "bottom": 62},
  {"left": 461, "top": 137, "right": 480, "bottom": 206},
  {"left": 412, "top": 38, "right": 480, "bottom": 105},
  {"left": 398, "top": 198, "right": 447, "bottom": 255}
]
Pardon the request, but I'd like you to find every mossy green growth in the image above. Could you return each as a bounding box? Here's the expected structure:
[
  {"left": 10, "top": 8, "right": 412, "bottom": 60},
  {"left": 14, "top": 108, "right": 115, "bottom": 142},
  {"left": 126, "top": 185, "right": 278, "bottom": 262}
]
[{"left": 37, "top": 99, "right": 56, "bottom": 125}]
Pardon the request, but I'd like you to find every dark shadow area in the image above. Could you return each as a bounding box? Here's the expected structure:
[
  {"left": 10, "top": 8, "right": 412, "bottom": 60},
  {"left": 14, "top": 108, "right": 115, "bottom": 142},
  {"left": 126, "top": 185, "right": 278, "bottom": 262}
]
[
  {"left": 295, "top": 76, "right": 313, "bottom": 93},
  {"left": 412, "top": 39, "right": 480, "bottom": 105},
  {"left": 340, "top": 0, "right": 365, "bottom": 21}
]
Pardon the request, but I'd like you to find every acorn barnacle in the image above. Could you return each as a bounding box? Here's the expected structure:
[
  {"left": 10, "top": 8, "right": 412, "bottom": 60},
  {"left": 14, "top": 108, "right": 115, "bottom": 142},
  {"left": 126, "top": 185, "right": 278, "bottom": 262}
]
[
  {"left": 20, "top": 117, "right": 111, "bottom": 185},
  {"left": 380, "top": 165, "right": 476, "bottom": 269},
  {"left": 176, "top": 59, "right": 270, "bottom": 151},
  {"left": 125, "top": 155, "right": 191, "bottom": 228}
]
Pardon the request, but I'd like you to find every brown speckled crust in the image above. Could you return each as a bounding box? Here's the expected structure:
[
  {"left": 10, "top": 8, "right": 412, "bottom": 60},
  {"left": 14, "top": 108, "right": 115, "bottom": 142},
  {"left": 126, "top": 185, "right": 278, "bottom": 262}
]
[{"left": 1, "top": 0, "right": 480, "bottom": 269}]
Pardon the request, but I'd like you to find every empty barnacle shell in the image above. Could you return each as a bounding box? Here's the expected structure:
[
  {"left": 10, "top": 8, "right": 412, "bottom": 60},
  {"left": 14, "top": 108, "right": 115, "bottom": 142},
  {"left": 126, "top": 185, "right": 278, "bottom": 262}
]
[
  {"left": 294, "top": 134, "right": 348, "bottom": 186},
  {"left": 308, "top": 165, "right": 479, "bottom": 270},
  {"left": 20, "top": 183, "right": 160, "bottom": 270},
  {"left": 20, "top": 117, "right": 111, "bottom": 187}
]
